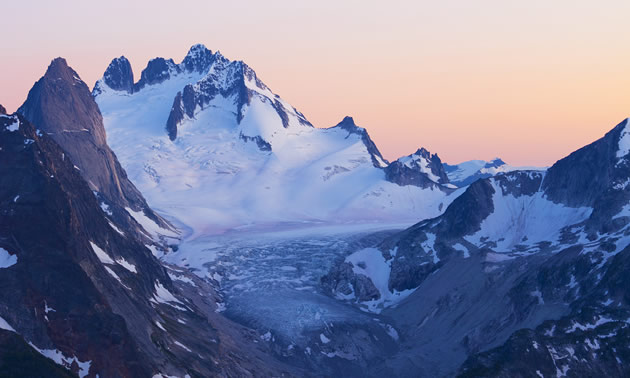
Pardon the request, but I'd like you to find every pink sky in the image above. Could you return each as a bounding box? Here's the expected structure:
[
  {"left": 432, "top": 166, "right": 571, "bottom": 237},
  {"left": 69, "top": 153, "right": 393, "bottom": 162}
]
[{"left": 2, "top": 1, "right": 629, "bottom": 166}]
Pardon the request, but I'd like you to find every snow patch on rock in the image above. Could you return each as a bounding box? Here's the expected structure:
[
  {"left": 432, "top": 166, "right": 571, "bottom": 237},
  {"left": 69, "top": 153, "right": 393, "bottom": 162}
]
[
  {"left": 29, "top": 343, "right": 91, "bottom": 378},
  {"left": 345, "top": 248, "right": 416, "bottom": 312},
  {"left": 0, "top": 248, "right": 17, "bottom": 268},
  {"left": 89, "top": 242, "right": 115, "bottom": 264}
]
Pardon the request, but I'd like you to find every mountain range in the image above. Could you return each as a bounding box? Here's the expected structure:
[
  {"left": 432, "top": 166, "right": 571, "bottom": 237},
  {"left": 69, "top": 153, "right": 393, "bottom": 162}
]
[
  {"left": 93, "top": 44, "right": 466, "bottom": 232},
  {"left": 0, "top": 43, "right": 628, "bottom": 377},
  {"left": 323, "top": 118, "right": 630, "bottom": 376}
]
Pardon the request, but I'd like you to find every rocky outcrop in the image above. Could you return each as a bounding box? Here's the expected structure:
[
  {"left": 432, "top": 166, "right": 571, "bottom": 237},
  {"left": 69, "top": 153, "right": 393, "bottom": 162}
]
[
  {"left": 385, "top": 147, "right": 452, "bottom": 189},
  {"left": 180, "top": 43, "right": 215, "bottom": 74},
  {"left": 100, "top": 56, "right": 134, "bottom": 94},
  {"left": 135, "top": 57, "right": 181, "bottom": 91},
  {"left": 321, "top": 260, "right": 380, "bottom": 302},
  {"left": 330, "top": 116, "right": 388, "bottom": 168},
  {"left": 165, "top": 91, "right": 185, "bottom": 141},
  {"left": 239, "top": 132, "right": 272, "bottom": 151},
  {"left": 543, "top": 118, "right": 628, "bottom": 208},
  {"left": 18, "top": 58, "right": 175, "bottom": 243},
  {"left": 0, "top": 329, "right": 75, "bottom": 377}
]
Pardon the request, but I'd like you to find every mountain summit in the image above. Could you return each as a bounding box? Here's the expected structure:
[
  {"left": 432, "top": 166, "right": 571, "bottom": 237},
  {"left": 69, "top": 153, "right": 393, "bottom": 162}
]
[
  {"left": 99, "top": 56, "right": 134, "bottom": 93},
  {"left": 385, "top": 147, "right": 454, "bottom": 189},
  {"left": 324, "top": 117, "right": 630, "bottom": 376},
  {"left": 93, "top": 44, "right": 459, "bottom": 228},
  {"left": 19, "top": 58, "right": 175, "bottom": 244},
  {"left": 329, "top": 116, "right": 388, "bottom": 168}
]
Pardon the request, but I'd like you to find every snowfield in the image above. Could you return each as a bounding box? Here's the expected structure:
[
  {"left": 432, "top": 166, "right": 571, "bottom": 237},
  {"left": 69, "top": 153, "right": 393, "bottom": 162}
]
[{"left": 464, "top": 179, "right": 593, "bottom": 252}]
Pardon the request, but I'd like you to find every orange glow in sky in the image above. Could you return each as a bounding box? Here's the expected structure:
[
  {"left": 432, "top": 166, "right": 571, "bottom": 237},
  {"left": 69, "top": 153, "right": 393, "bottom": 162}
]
[{"left": 1, "top": 1, "right": 629, "bottom": 166}]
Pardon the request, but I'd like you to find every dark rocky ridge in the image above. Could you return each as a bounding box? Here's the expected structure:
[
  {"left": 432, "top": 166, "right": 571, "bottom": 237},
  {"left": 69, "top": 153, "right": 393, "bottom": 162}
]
[
  {"left": 18, "top": 58, "right": 175, "bottom": 245},
  {"left": 99, "top": 56, "right": 134, "bottom": 94},
  {"left": 0, "top": 329, "right": 75, "bottom": 378},
  {"left": 330, "top": 116, "right": 389, "bottom": 168},
  {"left": 543, "top": 118, "right": 629, "bottom": 208},
  {"left": 0, "top": 111, "right": 298, "bottom": 376},
  {"left": 322, "top": 118, "right": 630, "bottom": 376},
  {"left": 135, "top": 57, "right": 181, "bottom": 91},
  {"left": 385, "top": 147, "right": 452, "bottom": 190},
  {"left": 453, "top": 119, "right": 630, "bottom": 376},
  {"left": 239, "top": 132, "right": 272, "bottom": 151},
  {"left": 0, "top": 113, "right": 160, "bottom": 376},
  {"left": 94, "top": 45, "right": 215, "bottom": 97}
]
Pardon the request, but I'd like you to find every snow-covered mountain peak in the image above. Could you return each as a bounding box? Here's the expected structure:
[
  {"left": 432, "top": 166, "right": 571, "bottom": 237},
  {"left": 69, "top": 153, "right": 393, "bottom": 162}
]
[
  {"left": 333, "top": 116, "right": 360, "bottom": 131},
  {"left": 180, "top": 43, "right": 215, "bottom": 74},
  {"left": 93, "top": 44, "right": 463, "bottom": 228},
  {"left": 401, "top": 147, "right": 435, "bottom": 165},
  {"left": 95, "top": 44, "right": 267, "bottom": 98},
  {"left": 328, "top": 116, "right": 388, "bottom": 168},
  {"left": 385, "top": 147, "right": 453, "bottom": 189}
]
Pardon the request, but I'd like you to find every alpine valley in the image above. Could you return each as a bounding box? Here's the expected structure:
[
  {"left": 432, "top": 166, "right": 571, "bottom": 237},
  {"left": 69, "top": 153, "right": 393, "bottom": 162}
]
[{"left": 0, "top": 44, "right": 628, "bottom": 377}]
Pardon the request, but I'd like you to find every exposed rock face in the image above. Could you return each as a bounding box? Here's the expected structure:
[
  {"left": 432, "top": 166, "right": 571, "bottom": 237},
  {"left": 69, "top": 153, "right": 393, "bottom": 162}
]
[
  {"left": 180, "top": 43, "right": 215, "bottom": 73},
  {"left": 239, "top": 132, "right": 272, "bottom": 151},
  {"left": 0, "top": 112, "right": 298, "bottom": 376},
  {"left": 321, "top": 260, "right": 381, "bottom": 302},
  {"left": 18, "top": 58, "right": 174, "bottom": 242},
  {"left": 330, "top": 116, "right": 388, "bottom": 168},
  {"left": 135, "top": 57, "right": 181, "bottom": 91},
  {"left": 0, "top": 113, "right": 160, "bottom": 376},
  {"left": 97, "top": 56, "right": 134, "bottom": 94},
  {"left": 322, "top": 118, "right": 630, "bottom": 376},
  {"left": 166, "top": 91, "right": 185, "bottom": 141},
  {"left": 385, "top": 147, "right": 452, "bottom": 189},
  {"left": 454, "top": 119, "right": 630, "bottom": 376},
  {"left": 0, "top": 329, "right": 75, "bottom": 377},
  {"left": 543, "top": 119, "right": 628, "bottom": 208},
  {"left": 459, "top": 244, "right": 630, "bottom": 377}
]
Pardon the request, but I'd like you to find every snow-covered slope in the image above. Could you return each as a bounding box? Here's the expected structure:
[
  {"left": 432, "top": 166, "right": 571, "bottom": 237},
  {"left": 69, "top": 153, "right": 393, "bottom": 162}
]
[
  {"left": 94, "top": 44, "right": 459, "bottom": 232},
  {"left": 444, "top": 158, "right": 546, "bottom": 187}
]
